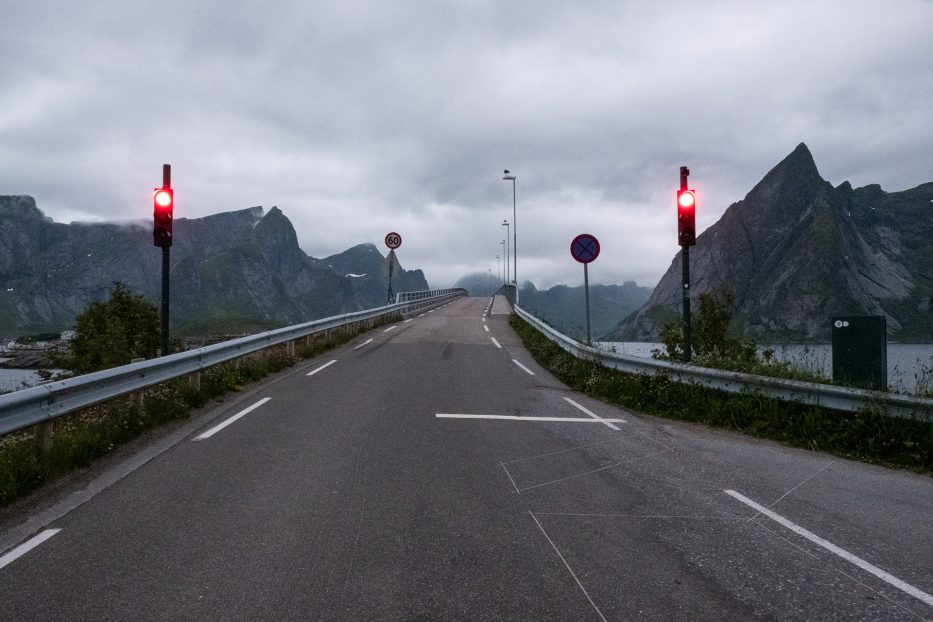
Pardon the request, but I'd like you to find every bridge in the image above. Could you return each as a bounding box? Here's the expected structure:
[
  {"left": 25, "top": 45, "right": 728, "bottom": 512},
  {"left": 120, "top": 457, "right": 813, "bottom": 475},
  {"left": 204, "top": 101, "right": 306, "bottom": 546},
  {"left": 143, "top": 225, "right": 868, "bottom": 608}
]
[{"left": 1, "top": 293, "right": 931, "bottom": 620}]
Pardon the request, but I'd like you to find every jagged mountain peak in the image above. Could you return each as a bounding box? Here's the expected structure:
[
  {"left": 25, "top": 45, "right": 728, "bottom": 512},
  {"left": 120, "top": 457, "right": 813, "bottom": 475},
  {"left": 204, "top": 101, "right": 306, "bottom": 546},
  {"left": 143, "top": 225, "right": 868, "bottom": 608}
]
[{"left": 610, "top": 145, "right": 933, "bottom": 342}]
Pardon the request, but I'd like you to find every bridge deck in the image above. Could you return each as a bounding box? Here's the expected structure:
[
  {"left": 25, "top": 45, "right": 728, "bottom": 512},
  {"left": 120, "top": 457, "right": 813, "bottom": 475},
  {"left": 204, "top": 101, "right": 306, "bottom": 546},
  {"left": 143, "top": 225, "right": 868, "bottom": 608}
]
[{"left": 1, "top": 297, "right": 930, "bottom": 621}]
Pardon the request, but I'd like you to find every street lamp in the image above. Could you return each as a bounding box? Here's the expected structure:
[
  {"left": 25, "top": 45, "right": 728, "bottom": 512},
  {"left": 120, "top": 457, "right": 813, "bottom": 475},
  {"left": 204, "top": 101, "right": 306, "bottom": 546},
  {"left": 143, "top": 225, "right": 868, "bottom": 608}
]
[
  {"left": 500, "top": 240, "right": 506, "bottom": 284},
  {"left": 501, "top": 220, "right": 510, "bottom": 285},
  {"left": 496, "top": 253, "right": 501, "bottom": 284},
  {"left": 502, "top": 170, "right": 517, "bottom": 303}
]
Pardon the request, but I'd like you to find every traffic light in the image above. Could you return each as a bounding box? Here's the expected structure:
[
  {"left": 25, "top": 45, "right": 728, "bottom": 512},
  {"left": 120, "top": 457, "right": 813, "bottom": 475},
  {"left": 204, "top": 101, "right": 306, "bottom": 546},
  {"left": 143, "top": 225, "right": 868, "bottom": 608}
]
[
  {"left": 677, "top": 188, "right": 696, "bottom": 247},
  {"left": 153, "top": 186, "right": 173, "bottom": 247}
]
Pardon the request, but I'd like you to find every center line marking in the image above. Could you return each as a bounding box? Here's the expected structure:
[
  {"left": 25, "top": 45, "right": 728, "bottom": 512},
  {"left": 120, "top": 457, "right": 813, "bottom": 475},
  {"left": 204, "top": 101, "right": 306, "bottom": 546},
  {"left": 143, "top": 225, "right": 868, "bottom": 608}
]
[
  {"left": 353, "top": 338, "right": 374, "bottom": 350},
  {"left": 491, "top": 337, "right": 502, "bottom": 349},
  {"left": 725, "top": 490, "right": 933, "bottom": 608},
  {"left": 564, "top": 397, "right": 623, "bottom": 430},
  {"left": 384, "top": 325, "right": 397, "bottom": 333},
  {"left": 0, "top": 529, "right": 61, "bottom": 571},
  {"left": 306, "top": 360, "right": 337, "bottom": 376},
  {"left": 512, "top": 359, "right": 535, "bottom": 375},
  {"left": 195, "top": 397, "right": 271, "bottom": 440},
  {"left": 484, "top": 325, "right": 490, "bottom": 332}
]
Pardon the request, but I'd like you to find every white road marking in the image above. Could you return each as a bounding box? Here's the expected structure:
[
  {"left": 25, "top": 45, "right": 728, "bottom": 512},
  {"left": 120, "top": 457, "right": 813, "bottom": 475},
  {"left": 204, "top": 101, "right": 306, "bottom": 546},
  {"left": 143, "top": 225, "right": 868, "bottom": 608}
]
[
  {"left": 435, "top": 414, "right": 627, "bottom": 423},
  {"left": 428, "top": 309, "right": 435, "bottom": 313},
  {"left": 0, "top": 529, "right": 61, "bottom": 571},
  {"left": 482, "top": 317, "right": 486, "bottom": 322},
  {"left": 530, "top": 512, "right": 608, "bottom": 622},
  {"left": 418, "top": 313, "right": 426, "bottom": 317},
  {"left": 491, "top": 337, "right": 502, "bottom": 349},
  {"left": 501, "top": 462, "right": 521, "bottom": 494},
  {"left": 194, "top": 398, "right": 272, "bottom": 440},
  {"left": 725, "top": 490, "right": 933, "bottom": 608},
  {"left": 484, "top": 325, "right": 490, "bottom": 332},
  {"left": 353, "top": 338, "right": 374, "bottom": 350},
  {"left": 563, "top": 397, "right": 623, "bottom": 430},
  {"left": 512, "top": 359, "right": 536, "bottom": 376},
  {"left": 306, "top": 360, "right": 337, "bottom": 376},
  {"left": 404, "top": 319, "right": 413, "bottom": 323},
  {"left": 384, "top": 325, "right": 397, "bottom": 333}
]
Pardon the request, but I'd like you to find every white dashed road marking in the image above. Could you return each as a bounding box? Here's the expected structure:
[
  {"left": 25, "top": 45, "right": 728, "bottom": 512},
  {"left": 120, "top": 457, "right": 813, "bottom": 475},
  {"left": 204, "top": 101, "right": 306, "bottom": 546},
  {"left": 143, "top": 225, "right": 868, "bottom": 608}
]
[
  {"left": 194, "top": 398, "right": 272, "bottom": 440},
  {"left": 0, "top": 529, "right": 61, "bottom": 571},
  {"left": 306, "top": 360, "right": 337, "bottom": 377}
]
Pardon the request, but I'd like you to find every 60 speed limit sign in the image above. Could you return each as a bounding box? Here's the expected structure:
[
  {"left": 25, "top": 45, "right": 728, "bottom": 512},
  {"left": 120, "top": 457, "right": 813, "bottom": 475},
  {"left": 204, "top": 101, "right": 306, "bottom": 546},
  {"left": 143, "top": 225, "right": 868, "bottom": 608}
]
[{"left": 385, "top": 232, "right": 402, "bottom": 249}]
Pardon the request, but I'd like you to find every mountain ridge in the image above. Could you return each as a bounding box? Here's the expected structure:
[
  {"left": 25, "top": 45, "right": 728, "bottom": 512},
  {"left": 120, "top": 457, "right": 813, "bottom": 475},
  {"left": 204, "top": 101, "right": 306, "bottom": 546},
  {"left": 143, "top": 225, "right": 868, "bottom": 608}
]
[
  {"left": 0, "top": 197, "right": 429, "bottom": 336},
  {"left": 609, "top": 143, "right": 933, "bottom": 342}
]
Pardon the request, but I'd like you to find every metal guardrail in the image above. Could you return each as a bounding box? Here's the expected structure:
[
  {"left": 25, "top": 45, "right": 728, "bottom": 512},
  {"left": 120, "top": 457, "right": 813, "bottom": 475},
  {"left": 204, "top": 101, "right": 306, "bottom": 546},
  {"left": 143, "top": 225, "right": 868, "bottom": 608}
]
[
  {"left": 0, "top": 290, "right": 466, "bottom": 437},
  {"left": 395, "top": 288, "right": 464, "bottom": 303},
  {"left": 515, "top": 305, "right": 933, "bottom": 420}
]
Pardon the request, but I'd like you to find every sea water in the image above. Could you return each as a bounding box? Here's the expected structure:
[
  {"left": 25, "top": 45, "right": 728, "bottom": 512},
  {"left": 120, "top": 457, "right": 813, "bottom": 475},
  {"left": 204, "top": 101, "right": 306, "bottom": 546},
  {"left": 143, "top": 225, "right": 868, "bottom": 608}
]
[{"left": 595, "top": 343, "right": 933, "bottom": 395}]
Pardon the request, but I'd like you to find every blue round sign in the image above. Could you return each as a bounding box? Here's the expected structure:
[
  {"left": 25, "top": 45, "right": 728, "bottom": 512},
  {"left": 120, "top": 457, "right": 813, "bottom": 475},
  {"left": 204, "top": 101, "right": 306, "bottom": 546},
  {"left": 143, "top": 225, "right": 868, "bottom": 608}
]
[{"left": 570, "top": 234, "right": 600, "bottom": 264}]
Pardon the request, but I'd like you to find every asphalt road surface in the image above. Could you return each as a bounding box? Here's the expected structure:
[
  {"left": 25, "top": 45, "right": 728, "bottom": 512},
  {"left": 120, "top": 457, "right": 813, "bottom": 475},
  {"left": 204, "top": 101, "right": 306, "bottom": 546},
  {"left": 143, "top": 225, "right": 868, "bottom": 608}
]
[{"left": 1, "top": 296, "right": 931, "bottom": 621}]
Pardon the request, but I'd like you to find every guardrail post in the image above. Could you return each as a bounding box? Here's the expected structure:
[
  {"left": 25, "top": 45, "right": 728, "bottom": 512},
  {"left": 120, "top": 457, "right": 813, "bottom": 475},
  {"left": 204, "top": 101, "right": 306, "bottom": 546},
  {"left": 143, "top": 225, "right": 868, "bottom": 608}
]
[
  {"left": 35, "top": 420, "right": 54, "bottom": 454},
  {"left": 189, "top": 372, "right": 201, "bottom": 391}
]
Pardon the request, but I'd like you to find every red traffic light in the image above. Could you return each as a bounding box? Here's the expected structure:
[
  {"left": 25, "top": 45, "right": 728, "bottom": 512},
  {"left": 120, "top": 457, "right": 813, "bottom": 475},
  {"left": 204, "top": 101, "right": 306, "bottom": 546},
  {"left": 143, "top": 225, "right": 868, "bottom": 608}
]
[
  {"left": 677, "top": 189, "right": 696, "bottom": 247},
  {"left": 154, "top": 188, "right": 173, "bottom": 209},
  {"left": 677, "top": 189, "right": 695, "bottom": 209},
  {"left": 153, "top": 186, "right": 173, "bottom": 248}
]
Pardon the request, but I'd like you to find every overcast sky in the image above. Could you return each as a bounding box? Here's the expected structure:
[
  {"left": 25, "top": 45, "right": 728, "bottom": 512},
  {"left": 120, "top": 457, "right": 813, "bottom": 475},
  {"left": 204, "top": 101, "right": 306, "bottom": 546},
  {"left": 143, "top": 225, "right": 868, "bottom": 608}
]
[{"left": 2, "top": 0, "right": 932, "bottom": 289}]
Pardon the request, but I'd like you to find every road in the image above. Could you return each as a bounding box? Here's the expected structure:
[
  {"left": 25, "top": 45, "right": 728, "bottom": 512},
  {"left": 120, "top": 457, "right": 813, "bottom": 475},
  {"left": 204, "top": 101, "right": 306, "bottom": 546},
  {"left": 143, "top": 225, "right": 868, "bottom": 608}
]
[{"left": 1, "top": 296, "right": 931, "bottom": 621}]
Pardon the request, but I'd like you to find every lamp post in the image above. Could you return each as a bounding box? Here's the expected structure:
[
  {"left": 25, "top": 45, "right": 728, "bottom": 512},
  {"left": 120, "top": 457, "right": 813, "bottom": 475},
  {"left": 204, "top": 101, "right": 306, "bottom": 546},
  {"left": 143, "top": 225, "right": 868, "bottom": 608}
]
[
  {"left": 502, "top": 170, "right": 517, "bottom": 303},
  {"left": 500, "top": 240, "right": 506, "bottom": 283},
  {"left": 501, "top": 220, "right": 510, "bottom": 285},
  {"left": 496, "top": 253, "right": 501, "bottom": 284}
]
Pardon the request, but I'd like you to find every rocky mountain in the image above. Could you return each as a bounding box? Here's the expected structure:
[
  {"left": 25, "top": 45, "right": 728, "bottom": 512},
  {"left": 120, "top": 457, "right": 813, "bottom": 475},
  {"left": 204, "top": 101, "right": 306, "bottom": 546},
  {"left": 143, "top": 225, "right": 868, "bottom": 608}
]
[
  {"left": 324, "top": 244, "right": 429, "bottom": 306},
  {"left": 0, "top": 197, "right": 429, "bottom": 336},
  {"left": 610, "top": 143, "right": 933, "bottom": 342},
  {"left": 520, "top": 281, "right": 652, "bottom": 341}
]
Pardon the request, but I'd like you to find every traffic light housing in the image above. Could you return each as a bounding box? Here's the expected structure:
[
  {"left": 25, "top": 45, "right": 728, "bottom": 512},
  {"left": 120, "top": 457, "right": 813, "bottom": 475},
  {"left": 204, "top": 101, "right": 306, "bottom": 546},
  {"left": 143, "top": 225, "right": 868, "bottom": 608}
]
[
  {"left": 153, "top": 187, "right": 173, "bottom": 247},
  {"left": 677, "top": 189, "right": 696, "bottom": 247}
]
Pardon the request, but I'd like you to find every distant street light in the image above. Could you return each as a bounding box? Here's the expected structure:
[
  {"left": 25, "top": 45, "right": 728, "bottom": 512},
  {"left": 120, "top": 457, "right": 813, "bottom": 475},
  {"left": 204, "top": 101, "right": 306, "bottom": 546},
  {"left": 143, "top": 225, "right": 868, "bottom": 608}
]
[
  {"left": 501, "top": 220, "right": 510, "bottom": 285},
  {"left": 496, "top": 253, "right": 501, "bottom": 284},
  {"left": 502, "top": 170, "right": 517, "bottom": 303},
  {"left": 500, "top": 240, "right": 506, "bottom": 284}
]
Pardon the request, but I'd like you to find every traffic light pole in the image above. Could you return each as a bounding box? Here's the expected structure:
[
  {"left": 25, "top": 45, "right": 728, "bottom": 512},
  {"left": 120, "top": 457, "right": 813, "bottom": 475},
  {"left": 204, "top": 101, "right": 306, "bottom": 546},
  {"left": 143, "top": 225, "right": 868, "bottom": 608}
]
[
  {"left": 680, "top": 166, "right": 691, "bottom": 362},
  {"left": 160, "top": 164, "right": 171, "bottom": 356}
]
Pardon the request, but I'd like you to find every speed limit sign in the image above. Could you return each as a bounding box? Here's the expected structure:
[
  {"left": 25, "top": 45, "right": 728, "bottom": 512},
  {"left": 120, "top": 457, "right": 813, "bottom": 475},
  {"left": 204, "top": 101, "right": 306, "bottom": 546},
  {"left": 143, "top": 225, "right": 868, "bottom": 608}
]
[{"left": 385, "top": 232, "right": 402, "bottom": 249}]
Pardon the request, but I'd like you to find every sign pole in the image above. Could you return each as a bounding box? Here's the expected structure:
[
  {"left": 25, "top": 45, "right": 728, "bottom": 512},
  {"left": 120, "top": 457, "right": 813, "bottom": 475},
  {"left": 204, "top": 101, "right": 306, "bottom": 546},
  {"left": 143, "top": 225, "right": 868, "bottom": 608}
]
[
  {"left": 584, "top": 262, "right": 591, "bottom": 346},
  {"left": 384, "top": 232, "right": 402, "bottom": 304},
  {"left": 570, "top": 233, "right": 600, "bottom": 347}
]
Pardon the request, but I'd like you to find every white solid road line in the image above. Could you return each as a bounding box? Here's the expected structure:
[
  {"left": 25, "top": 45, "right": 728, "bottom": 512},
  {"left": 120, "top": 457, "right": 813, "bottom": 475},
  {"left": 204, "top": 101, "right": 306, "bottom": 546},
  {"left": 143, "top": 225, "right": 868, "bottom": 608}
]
[
  {"left": 194, "top": 397, "right": 272, "bottom": 440},
  {"left": 353, "top": 338, "right": 374, "bottom": 350},
  {"left": 491, "top": 337, "right": 502, "bottom": 349},
  {"left": 564, "top": 397, "right": 624, "bottom": 430},
  {"left": 0, "top": 529, "right": 61, "bottom": 571},
  {"left": 484, "top": 325, "right": 490, "bottom": 332},
  {"left": 435, "top": 414, "right": 627, "bottom": 423},
  {"left": 306, "top": 360, "right": 337, "bottom": 377},
  {"left": 384, "top": 325, "right": 397, "bottom": 333},
  {"left": 512, "top": 359, "right": 536, "bottom": 376},
  {"left": 725, "top": 490, "right": 933, "bottom": 607}
]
